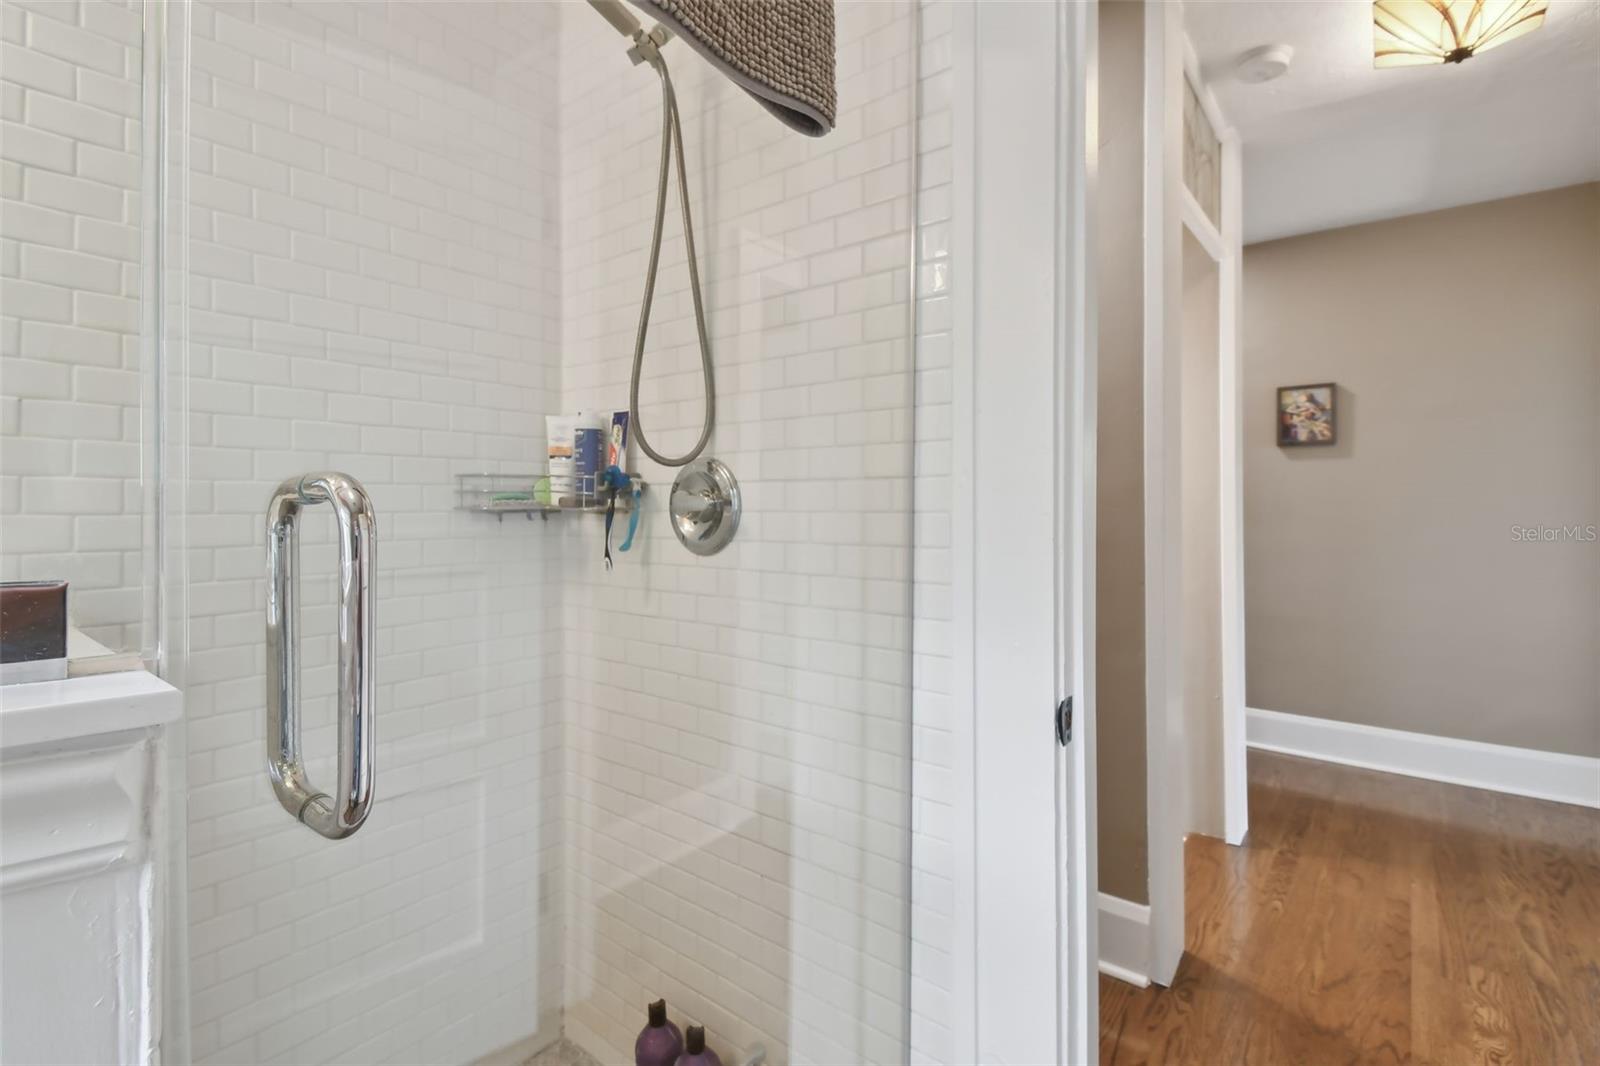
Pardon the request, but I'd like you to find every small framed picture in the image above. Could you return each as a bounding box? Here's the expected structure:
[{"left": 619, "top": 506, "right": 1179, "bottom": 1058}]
[{"left": 1277, "top": 382, "right": 1336, "bottom": 447}]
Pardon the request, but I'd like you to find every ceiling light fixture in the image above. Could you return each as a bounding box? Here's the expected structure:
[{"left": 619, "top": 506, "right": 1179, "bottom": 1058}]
[{"left": 1373, "top": 0, "right": 1548, "bottom": 67}]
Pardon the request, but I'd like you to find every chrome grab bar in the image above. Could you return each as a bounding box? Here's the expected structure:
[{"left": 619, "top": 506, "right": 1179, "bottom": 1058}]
[{"left": 265, "top": 472, "right": 376, "bottom": 840}]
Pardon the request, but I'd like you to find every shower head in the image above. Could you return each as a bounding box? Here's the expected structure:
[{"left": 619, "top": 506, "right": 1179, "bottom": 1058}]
[{"left": 587, "top": 0, "right": 673, "bottom": 67}]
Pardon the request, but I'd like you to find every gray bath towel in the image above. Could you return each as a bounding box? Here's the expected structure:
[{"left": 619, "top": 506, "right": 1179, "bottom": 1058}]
[{"left": 631, "top": 0, "right": 837, "bottom": 136}]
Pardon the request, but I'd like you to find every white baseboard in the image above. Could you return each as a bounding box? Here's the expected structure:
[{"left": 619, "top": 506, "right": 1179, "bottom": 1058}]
[
  {"left": 1247, "top": 708, "right": 1600, "bottom": 809},
  {"left": 1097, "top": 893, "right": 1151, "bottom": 988}
]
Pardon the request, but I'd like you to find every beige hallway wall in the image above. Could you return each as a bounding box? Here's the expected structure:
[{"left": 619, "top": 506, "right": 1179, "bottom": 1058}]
[
  {"left": 1243, "top": 183, "right": 1600, "bottom": 758},
  {"left": 1095, "top": 0, "right": 1150, "bottom": 904}
]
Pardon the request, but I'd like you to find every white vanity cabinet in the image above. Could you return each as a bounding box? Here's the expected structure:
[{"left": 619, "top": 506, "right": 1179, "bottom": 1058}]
[{"left": 0, "top": 672, "right": 182, "bottom": 1066}]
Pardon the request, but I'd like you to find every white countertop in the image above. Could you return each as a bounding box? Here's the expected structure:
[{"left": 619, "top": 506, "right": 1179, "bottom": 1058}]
[{"left": 0, "top": 670, "right": 182, "bottom": 751}]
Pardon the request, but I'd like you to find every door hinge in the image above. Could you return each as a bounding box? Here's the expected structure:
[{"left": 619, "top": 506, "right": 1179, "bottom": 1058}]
[{"left": 1056, "top": 696, "right": 1073, "bottom": 746}]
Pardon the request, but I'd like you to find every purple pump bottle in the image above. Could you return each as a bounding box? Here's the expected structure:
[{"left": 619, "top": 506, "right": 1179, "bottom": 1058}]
[
  {"left": 674, "top": 1026, "right": 722, "bottom": 1066},
  {"left": 635, "top": 1000, "right": 683, "bottom": 1066}
]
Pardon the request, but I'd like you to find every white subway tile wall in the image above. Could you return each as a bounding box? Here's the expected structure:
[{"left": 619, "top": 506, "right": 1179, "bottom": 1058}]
[
  {"left": 0, "top": 0, "right": 145, "bottom": 652},
  {"left": 556, "top": 3, "right": 917, "bottom": 1062},
  {"left": 180, "top": 2, "right": 562, "bottom": 1062}
]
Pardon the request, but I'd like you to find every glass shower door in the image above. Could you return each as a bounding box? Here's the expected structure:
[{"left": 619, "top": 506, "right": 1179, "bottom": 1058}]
[
  {"left": 172, "top": 1, "right": 917, "bottom": 1063},
  {"left": 179, "top": 3, "right": 563, "bottom": 1061}
]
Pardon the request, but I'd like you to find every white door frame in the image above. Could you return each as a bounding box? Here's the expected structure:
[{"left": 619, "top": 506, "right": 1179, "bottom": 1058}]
[
  {"left": 947, "top": 0, "right": 1096, "bottom": 1061},
  {"left": 1059, "top": 4, "right": 1100, "bottom": 1060},
  {"left": 1180, "top": 34, "right": 1249, "bottom": 851},
  {"left": 1214, "top": 128, "right": 1248, "bottom": 849},
  {"left": 1142, "top": 4, "right": 1251, "bottom": 987},
  {"left": 1142, "top": 0, "right": 1187, "bottom": 987}
]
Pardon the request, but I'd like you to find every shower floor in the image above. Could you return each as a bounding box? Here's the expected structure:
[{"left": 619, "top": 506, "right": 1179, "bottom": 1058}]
[{"left": 520, "top": 1037, "right": 605, "bottom": 1066}]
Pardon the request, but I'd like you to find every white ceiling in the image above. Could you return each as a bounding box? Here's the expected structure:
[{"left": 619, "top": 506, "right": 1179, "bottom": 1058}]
[{"left": 1185, "top": 0, "right": 1600, "bottom": 243}]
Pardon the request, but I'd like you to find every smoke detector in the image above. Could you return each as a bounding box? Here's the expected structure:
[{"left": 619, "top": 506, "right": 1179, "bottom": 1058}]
[{"left": 1235, "top": 44, "right": 1294, "bottom": 84}]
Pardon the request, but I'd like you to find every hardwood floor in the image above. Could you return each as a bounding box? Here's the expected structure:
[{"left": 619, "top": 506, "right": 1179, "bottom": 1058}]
[{"left": 1099, "top": 749, "right": 1600, "bottom": 1065}]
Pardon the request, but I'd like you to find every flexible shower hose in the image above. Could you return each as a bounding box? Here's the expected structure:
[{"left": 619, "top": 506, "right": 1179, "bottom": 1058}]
[{"left": 630, "top": 54, "right": 715, "bottom": 468}]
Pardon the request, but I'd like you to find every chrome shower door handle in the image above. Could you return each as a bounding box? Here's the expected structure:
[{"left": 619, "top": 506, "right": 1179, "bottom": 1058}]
[{"left": 265, "top": 472, "right": 376, "bottom": 840}]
